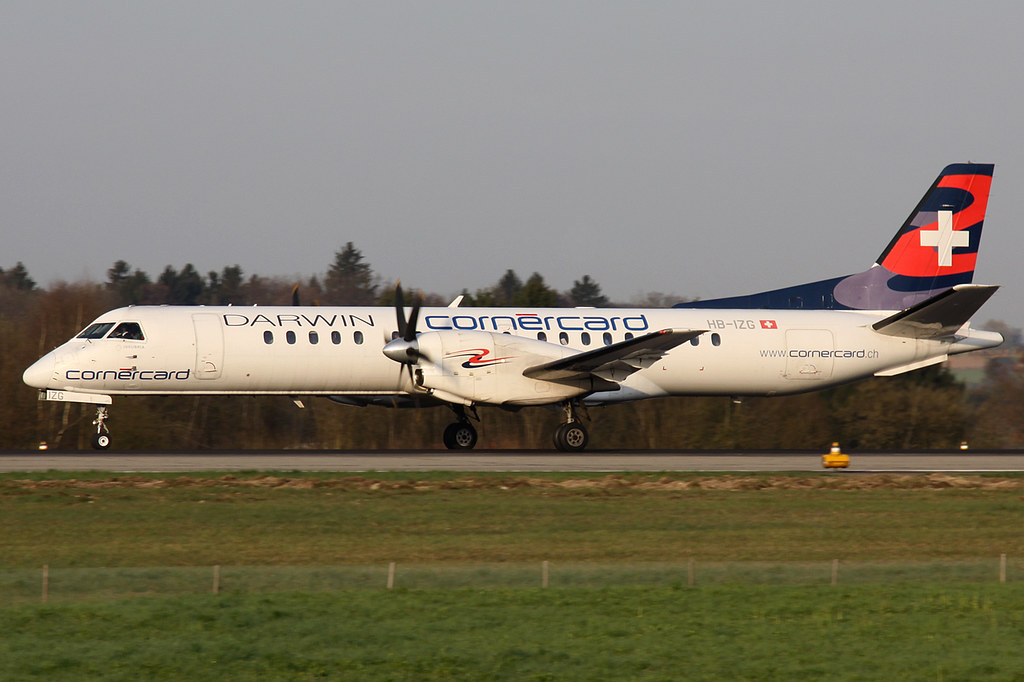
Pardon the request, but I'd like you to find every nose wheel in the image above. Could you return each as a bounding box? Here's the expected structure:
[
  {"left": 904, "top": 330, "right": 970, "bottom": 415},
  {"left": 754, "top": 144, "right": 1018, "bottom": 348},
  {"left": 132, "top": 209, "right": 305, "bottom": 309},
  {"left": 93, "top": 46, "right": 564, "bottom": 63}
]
[{"left": 91, "top": 407, "right": 111, "bottom": 450}]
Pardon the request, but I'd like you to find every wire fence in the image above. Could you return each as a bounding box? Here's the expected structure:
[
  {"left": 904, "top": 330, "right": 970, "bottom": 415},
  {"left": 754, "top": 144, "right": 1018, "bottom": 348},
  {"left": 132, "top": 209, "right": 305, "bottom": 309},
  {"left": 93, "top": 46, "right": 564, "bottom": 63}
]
[{"left": 2, "top": 557, "right": 1019, "bottom": 605}]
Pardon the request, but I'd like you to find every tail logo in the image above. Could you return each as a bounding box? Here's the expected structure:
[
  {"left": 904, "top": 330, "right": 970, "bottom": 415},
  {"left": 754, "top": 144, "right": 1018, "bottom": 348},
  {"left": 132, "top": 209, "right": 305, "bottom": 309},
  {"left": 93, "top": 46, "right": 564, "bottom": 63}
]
[{"left": 919, "top": 210, "right": 970, "bottom": 267}]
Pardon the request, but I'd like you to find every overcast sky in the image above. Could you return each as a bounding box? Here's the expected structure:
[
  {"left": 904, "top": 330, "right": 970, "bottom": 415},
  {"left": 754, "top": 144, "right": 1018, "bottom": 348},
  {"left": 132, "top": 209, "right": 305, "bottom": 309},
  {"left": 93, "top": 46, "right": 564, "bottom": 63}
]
[{"left": 3, "top": 2, "right": 1022, "bottom": 324}]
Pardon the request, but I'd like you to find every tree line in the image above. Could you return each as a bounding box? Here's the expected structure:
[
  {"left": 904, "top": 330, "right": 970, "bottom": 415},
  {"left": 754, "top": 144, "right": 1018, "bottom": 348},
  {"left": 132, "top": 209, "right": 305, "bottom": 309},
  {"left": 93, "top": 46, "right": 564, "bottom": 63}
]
[
  {"left": 1, "top": 244, "right": 1022, "bottom": 451},
  {"left": 97, "top": 243, "right": 616, "bottom": 309}
]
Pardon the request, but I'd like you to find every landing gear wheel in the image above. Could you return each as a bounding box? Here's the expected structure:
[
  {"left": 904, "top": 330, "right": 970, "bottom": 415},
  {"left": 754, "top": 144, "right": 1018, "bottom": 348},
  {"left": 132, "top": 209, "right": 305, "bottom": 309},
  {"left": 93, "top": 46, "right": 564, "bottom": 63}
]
[
  {"left": 443, "top": 422, "right": 478, "bottom": 450},
  {"left": 554, "top": 422, "right": 588, "bottom": 452},
  {"left": 91, "top": 407, "right": 111, "bottom": 450}
]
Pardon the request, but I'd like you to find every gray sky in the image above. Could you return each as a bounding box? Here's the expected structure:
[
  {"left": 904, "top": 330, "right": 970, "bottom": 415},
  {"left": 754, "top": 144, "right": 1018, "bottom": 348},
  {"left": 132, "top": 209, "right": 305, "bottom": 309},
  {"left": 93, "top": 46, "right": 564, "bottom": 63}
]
[{"left": 3, "top": 2, "right": 1022, "bottom": 325}]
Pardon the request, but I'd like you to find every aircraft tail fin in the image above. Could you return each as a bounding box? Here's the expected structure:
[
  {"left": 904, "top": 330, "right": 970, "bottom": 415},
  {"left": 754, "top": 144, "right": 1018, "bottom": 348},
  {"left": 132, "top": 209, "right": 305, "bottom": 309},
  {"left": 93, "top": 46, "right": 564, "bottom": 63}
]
[{"left": 677, "top": 163, "right": 994, "bottom": 311}]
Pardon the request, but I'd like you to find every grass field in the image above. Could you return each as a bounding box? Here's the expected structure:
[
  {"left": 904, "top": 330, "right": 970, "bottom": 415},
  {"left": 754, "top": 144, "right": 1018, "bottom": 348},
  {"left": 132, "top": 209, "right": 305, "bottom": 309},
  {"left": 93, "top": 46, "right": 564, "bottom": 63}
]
[
  {"left": 2, "top": 585, "right": 1024, "bottom": 680},
  {"left": 3, "top": 471, "right": 1024, "bottom": 679},
  {"left": 3, "top": 471, "right": 1024, "bottom": 567}
]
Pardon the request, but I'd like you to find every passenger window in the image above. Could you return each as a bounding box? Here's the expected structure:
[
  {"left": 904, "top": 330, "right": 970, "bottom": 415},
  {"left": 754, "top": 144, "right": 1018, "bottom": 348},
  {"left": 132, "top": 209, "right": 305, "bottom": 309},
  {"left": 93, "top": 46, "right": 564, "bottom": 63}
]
[
  {"left": 264, "top": 331, "right": 274, "bottom": 344},
  {"left": 391, "top": 331, "right": 400, "bottom": 340},
  {"left": 625, "top": 332, "right": 634, "bottom": 341},
  {"left": 331, "top": 331, "right": 342, "bottom": 345},
  {"left": 690, "top": 337, "right": 700, "bottom": 346},
  {"left": 603, "top": 332, "right": 612, "bottom": 345},
  {"left": 559, "top": 332, "right": 569, "bottom": 345},
  {"left": 537, "top": 332, "right": 547, "bottom": 342},
  {"left": 286, "top": 331, "right": 296, "bottom": 345},
  {"left": 309, "top": 331, "right": 319, "bottom": 345},
  {"left": 77, "top": 322, "right": 116, "bottom": 339},
  {"left": 109, "top": 322, "right": 145, "bottom": 340},
  {"left": 354, "top": 331, "right": 364, "bottom": 345},
  {"left": 712, "top": 333, "right": 721, "bottom": 346},
  {"left": 581, "top": 332, "right": 591, "bottom": 346}
]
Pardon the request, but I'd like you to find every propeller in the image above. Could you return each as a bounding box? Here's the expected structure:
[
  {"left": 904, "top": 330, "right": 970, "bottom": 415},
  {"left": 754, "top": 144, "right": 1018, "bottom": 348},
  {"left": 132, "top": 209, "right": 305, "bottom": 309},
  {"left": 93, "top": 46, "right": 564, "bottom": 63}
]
[{"left": 382, "top": 283, "right": 424, "bottom": 380}]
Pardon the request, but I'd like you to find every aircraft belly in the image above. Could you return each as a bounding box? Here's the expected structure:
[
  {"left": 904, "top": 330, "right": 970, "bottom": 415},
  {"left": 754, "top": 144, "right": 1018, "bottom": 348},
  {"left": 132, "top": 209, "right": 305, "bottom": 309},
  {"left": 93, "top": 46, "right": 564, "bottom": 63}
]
[{"left": 217, "top": 346, "right": 400, "bottom": 393}]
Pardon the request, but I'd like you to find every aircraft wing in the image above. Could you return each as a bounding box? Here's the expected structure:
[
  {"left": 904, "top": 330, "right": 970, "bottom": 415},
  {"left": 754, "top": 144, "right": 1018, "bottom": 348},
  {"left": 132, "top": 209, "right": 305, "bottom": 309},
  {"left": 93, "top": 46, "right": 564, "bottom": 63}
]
[
  {"left": 524, "top": 329, "right": 705, "bottom": 382},
  {"left": 872, "top": 284, "right": 999, "bottom": 339}
]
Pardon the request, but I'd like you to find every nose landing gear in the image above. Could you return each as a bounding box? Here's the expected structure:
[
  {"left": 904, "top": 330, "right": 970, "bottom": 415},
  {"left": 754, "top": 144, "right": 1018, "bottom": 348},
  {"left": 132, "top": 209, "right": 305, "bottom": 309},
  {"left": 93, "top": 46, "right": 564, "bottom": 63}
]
[{"left": 91, "top": 407, "right": 111, "bottom": 450}]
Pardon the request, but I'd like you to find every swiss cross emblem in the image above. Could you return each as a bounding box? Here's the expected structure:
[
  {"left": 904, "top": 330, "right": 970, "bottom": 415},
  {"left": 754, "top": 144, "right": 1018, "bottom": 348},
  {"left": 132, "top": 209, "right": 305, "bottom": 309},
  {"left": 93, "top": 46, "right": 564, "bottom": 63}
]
[
  {"left": 760, "top": 320, "right": 777, "bottom": 329},
  {"left": 919, "top": 210, "right": 969, "bottom": 267}
]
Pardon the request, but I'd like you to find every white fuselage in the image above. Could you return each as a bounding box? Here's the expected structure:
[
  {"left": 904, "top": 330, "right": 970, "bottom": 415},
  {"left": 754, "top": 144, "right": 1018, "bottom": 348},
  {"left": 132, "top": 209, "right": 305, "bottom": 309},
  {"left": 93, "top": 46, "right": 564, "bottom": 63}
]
[{"left": 23, "top": 304, "right": 999, "bottom": 406}]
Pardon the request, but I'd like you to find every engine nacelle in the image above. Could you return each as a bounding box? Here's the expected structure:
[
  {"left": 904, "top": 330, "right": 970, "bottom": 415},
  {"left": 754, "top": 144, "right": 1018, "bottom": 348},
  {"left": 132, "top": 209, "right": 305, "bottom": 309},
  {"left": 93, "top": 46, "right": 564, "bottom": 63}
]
[{"left": 413, "top": 330, "right": 596, "bottom": 406}]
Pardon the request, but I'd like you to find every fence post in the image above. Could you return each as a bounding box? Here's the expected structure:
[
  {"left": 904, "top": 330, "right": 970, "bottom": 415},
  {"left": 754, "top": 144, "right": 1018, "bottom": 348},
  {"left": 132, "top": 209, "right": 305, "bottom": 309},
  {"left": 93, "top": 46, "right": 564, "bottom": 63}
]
[
  {"left": 542, "top": 560, "right": 549, "bottom": 588},
  {"left": 213, "top": 565, "right": 221, "bottom": 594},
  {"left": 42, "top": 565, "right": 49, "bottom": 603},
  {"left": 387, "top": 561, "right": 396, "bottom": 589},
  {"left": 831, "top": 559, "right": 839, "bottom": 586},
  {"left": 688, "top": 559, "right": 695, "bottom": 587},
  {"left": 1000, "top": 554, "right": 1007, "bottom": 583}
]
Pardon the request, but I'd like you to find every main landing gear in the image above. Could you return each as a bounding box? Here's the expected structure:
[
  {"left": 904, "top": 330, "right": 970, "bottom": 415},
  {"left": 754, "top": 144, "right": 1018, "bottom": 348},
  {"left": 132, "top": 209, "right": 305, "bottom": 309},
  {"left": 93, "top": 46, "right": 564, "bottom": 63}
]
[
  {"left": 553, "top": 402, "right": 588, "bottom": 452},
  {"left": 91, "top": 406, "right": 112, "bottom": 450},
  {"left": 442, "top": 405, "right": 479, "bottom": 450},
  {"left": 438, "top": 402, "right": 589, "bottom": 451}
]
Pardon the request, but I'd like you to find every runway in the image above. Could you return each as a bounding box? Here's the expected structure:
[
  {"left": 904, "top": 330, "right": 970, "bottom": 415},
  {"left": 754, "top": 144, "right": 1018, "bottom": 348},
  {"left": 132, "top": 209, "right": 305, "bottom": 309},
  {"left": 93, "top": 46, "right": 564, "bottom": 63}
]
[{"left": 2, "top": 450, "right": 1024, "bottom": 473}]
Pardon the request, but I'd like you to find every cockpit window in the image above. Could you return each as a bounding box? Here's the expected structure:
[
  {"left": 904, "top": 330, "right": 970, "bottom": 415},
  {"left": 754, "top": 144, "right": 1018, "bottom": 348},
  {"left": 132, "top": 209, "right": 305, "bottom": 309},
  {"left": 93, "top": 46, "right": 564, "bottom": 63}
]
[
  {"left": 77, "top": 322, "right": 116, "bottom": 339},
  {"left": 109, "top": 322, "right": 145, "bottom": 340}
]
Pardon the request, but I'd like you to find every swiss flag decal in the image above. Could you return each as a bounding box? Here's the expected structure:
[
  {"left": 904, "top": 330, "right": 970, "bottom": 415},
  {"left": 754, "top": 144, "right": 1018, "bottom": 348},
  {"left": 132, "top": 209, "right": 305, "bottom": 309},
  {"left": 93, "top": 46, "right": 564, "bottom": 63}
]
[{"left": 760, "top": 320, "right": 778, "bottom": 330}]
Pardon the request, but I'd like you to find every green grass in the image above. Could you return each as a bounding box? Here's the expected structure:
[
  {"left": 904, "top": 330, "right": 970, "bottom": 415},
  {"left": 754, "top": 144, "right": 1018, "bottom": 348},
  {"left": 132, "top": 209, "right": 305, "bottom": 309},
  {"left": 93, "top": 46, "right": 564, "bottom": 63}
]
[
  {"left": 2, "top": 472, "right": 1024, "bottom": 567},
  {"left": 4, "top": 471, "right": 1024, "bottom": 679},
  {"left": 2, "top": 584, "right": 1024, "bottom": 680}
]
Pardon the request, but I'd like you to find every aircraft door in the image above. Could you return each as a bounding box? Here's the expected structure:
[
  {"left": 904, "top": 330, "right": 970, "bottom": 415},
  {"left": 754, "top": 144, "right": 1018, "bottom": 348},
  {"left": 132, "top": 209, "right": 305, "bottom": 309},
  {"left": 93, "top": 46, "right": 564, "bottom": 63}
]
[
  {"left": 192, "top": 314, "right": 224, "bottom": 380},
  {"left": 784, "top": 329, "right": 834, "bottom": 380}
]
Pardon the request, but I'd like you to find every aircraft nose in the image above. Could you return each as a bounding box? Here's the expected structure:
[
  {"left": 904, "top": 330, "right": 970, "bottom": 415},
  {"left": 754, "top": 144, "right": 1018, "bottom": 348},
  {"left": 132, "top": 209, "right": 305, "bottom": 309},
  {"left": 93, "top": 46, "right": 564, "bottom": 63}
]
[{"left": 23, "top": 353, "right": 56, "bottom": 389}]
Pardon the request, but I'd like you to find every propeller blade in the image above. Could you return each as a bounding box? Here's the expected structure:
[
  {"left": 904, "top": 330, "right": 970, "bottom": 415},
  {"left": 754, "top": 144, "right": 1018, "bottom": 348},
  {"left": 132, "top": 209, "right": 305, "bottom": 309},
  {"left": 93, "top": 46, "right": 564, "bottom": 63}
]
[
  {"left": 291, "top": 284, "right": 300, "bottom": 306},
  {"left": 405, "top": 294, "right": 422, "bottom": 342},
  {"left": 394, "top": 283, "right": 408, "bottom": 340}
]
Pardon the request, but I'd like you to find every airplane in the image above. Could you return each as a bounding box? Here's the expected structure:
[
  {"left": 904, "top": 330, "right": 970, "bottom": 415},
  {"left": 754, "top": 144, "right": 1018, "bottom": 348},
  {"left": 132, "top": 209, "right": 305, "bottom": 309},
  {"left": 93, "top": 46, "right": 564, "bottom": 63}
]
[{"left": 23, "top": 163, "right": 1002, "bottom": 451}]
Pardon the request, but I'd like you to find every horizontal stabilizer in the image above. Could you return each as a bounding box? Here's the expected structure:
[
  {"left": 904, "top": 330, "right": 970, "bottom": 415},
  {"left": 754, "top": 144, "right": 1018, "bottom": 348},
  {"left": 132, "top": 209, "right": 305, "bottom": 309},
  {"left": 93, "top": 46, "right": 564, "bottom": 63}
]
[
  {"left": 524, "top": 329, "right": 703, "bottom": 382},
  {"left": 872, "top": 284, "right": 999, "bottom": 339}
]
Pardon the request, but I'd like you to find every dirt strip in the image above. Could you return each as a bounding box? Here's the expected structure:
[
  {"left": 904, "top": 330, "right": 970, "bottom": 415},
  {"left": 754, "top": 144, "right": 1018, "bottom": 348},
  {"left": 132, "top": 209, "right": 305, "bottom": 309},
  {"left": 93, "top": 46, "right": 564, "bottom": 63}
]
[{"left": 3, "top": 472, "right": 1021, "bottom": 492}]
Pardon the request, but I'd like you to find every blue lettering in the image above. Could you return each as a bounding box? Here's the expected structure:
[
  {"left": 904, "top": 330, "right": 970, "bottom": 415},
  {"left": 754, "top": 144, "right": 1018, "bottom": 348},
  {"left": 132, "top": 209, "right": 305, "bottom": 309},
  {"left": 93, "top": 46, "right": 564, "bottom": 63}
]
[
  {"left": 489, "top": 315, "right": 517, "bottom": 331},
  {"left": 556, "top": 316, "right": 583, "bottom": 331},
  {"left": 425, "top": 315, "right": 452, "bottom": 330},
  {"left": 517, "top": 315, "right": 543, "bottom": 330},
  {"left": 623, "top": 315, "right": 649, "bottom": 331}
]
